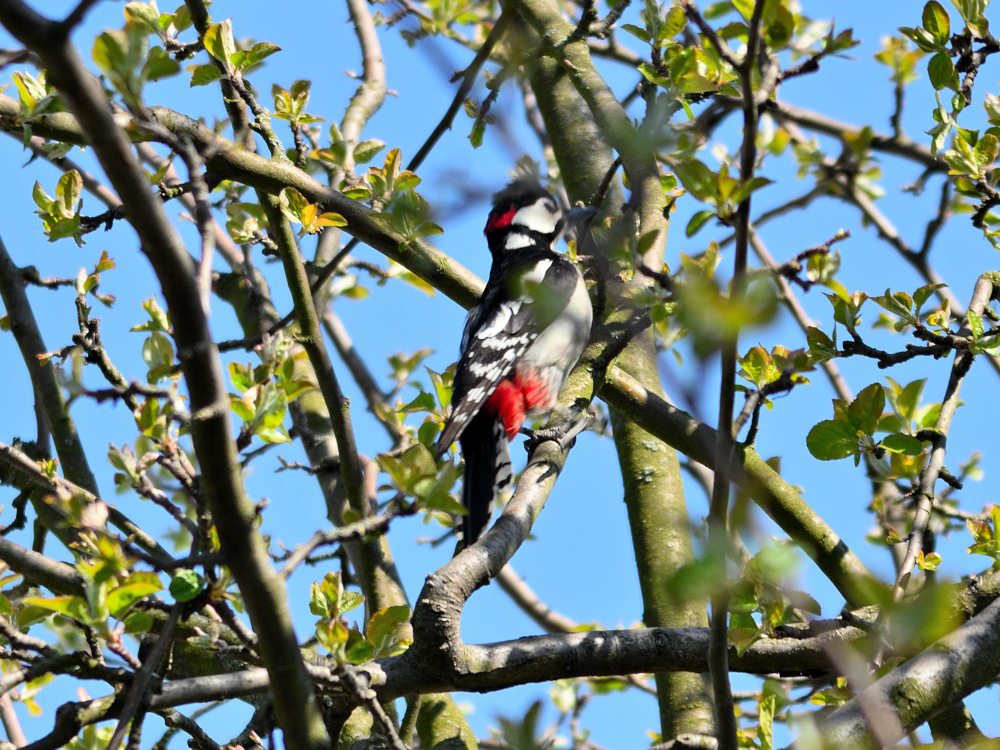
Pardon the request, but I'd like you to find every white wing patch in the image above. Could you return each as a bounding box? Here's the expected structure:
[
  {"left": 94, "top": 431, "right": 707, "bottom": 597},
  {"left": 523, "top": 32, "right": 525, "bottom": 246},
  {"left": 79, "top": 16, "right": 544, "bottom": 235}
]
[
  {"left": 475, "top": 299, "right": 522, "bottom": 339},
  {"left": 522, "top": 258, "right": 553, "bottom": 284}
]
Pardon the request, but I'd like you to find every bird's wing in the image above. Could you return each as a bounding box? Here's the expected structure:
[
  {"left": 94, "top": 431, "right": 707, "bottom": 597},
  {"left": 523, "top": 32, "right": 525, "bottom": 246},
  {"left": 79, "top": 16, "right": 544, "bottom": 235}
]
[{"left": 437, "top": 254, "right": 581, "bottom": 450}]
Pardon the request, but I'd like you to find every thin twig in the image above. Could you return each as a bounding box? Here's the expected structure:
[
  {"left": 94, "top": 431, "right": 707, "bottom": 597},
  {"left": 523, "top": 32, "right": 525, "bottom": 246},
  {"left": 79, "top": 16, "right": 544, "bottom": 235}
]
[
  {"left": 495, "top": 564, "right": 578, "bottom": 633},
  {"left": 278, "top": 500, "right": 415, "bottom": 579},
  {"left": 106, "top": 604, "right": 184, "bottom": 750},
  {"left": 341, "top": 0, "right": 388, "bottom": 178},
  {"left": 0, "top": 692, "right": 27, "bottom": 747},
  {"left": 335, "top": 663, "right": 409, "bottom": 750},
  {"left": 705, "top": 2, "right": 769, "bottom": 746},
  {"left": 892, "top": 277, "right": 994, "bottom": 599},
  {"left": 156, "top": 707, "right": 224, "bottom": 750},
  {"left": 407, "top": 12, "right": 513, "bottom": 173}
]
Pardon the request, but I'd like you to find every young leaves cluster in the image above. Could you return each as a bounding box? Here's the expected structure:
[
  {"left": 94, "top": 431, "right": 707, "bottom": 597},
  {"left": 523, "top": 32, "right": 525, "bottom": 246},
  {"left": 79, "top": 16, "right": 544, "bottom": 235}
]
[
  {"left": 310, "top": 572, "right": 411, "bottom": 664},
  {"left": 806, "top": 383, "right": 925, "bottom": 467}
]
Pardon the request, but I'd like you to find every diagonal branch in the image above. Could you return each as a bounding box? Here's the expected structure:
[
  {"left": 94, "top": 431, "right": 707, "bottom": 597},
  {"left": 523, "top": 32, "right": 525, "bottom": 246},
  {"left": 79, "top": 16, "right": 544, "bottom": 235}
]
[
  {"left": 891, "top": 275, "right": 993, "bottom": 598},
  {"left": 808, "top": 594, "right": 1000, "bottom": 749}
]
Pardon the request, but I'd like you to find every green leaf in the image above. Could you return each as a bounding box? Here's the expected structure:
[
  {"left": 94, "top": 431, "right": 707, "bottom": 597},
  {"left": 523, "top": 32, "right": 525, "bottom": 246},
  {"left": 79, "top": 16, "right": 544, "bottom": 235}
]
[
  {"left": 32, "top": 181, "right": 52, "bottom": 212},
  {"left": 620, "top": 23, "right": 651, "bottom": 43},
  {"left": 788, "top": 590, "right": 822, "bottom": 616},
  {"left": 928, "top": 52, "right": 959, "bottom": 91},
  {"left": 353, "top": 139, "right": 386, "bottom": 164},
  {"left": 203, "top": 19, "right": 237, "bottom": 72},
  {"left": 686, "top": 209, "right": 716, "bottom": 237},
  {"left": 401, "top": 391, "right": 436, "bottom": 413},
  {"left": 21, "top": 595, "right": 90, "bottom": 621},
  {"left": 674, "top": 160, "right": 717, "bottom": 202},
  {"left": 806, "top": 420, "right": 859, "bottom": 461},
  {"left": 188, "top": 64, "right": 223, "bottom": 86},
  {"left": 232, "top": 41, "right": 281, "bottom": 71},
  {"left": 806, "top": 326, "right": 838, "bottom": 365},
  {"left": 122, "top": 610, "right": 154, "bottom": 634},
  {"left": 55, "top": 170, "right": 82, "bottom": 218},
  {"left": 468, "top": 119, "right": 486, "bottom": 148},
  {"left": 763, "top": 5, "right": 794, "bottom": 48},
  {"left": 923, "top": 1, "right": 952, "bottom": 44},
  {"left": 913, "top": 282, "right": 946, "bottom": 310},
  {"left": 144, "top": 46, "right": 180, "bottom": 82},
  {"left": 142, "top": 331, "right": 175, "bottom": 383},
  {"left": 92, "top": 30, "right": 131, "bottom": 81},
  {"left": 899, "top": 25, "right": 944, "bottom": 53},
  {"left": 968, "top": 308, "right": 984, "bottom": 339},
  {"left": 976, "top": 133, "right": 998, "bottom": 169},
  {"left": 848, "top": 383, "right": 885, "bottom": 436},
  {"left": 729, "top": 622, "right": 762, "bottom": 657},
  {"left": 169, "top": 569, "right": 204, "bottom": 602},
  {"left": 367, "top": 605, "right": 412, "bottom": 658},
  {"left": 730, "top": 176, "right": 773, "bottom": 205},
  {"left": 311, "top": 572, "right": 364, "bottom": 619},
  {"left": 316, "top": 617, "right": 349, "bottom": 654},
  {"left": 661, "top": 6, "right": 686, "bottom": 38},
  {"left": 345, "top": 629, "right": 375, "bottom": 663},
  {"left": 422, "top": 491, "right": 467, "bottom": 516},
  {"left": 107, "top": 572, "right": 163, "bottom": 618},
  {"left": 124, "top": 2, "right": 162, "bottom": 35},
  {"left": 759, "top": 693, "right": 776, "bottom": 750},
  {"left": 881, "top": 433, "right": 925, "bottom": 455}
]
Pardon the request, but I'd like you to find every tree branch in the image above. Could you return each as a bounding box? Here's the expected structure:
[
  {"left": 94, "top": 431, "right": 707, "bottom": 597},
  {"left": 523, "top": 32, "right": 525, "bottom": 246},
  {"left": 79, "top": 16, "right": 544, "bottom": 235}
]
[{"left": 809, "top": 595, "right": 1000, "bottom": 749}]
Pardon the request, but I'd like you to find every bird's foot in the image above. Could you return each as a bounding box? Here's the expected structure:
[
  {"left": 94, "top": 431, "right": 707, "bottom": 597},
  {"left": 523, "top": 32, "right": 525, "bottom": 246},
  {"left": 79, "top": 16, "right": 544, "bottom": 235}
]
[{"left": 524, "top": 405, "right": 595, "bottom": 452}]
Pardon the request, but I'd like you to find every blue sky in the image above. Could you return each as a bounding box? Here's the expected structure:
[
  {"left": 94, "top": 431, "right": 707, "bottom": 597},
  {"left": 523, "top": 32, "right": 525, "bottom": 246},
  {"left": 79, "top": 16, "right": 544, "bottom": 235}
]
[{"left": 2, "top": 0, "right": 1000, "bottom": 747}]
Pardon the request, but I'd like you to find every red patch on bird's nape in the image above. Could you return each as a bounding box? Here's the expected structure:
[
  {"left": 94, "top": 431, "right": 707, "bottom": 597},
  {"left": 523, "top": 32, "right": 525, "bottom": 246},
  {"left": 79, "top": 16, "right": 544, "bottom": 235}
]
[{"left": 484, "top": 205, "right": 516, "bottom": 234}]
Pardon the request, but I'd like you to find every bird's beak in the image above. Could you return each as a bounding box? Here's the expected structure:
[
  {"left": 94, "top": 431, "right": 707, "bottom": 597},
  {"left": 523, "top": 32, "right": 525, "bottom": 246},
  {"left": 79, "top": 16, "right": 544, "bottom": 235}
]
[
  {"left": 564, "top": 206, "right": 597, "bottom": 225},
  {"left": 556, "top": 206, "right": 597, "bottom": 238}
]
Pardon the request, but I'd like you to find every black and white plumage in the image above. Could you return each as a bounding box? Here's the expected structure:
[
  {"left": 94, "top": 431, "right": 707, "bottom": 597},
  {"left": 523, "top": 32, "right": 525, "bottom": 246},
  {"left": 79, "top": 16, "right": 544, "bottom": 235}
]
[{"left": 437, "top": 178, "right": 593, "bottom": 548}]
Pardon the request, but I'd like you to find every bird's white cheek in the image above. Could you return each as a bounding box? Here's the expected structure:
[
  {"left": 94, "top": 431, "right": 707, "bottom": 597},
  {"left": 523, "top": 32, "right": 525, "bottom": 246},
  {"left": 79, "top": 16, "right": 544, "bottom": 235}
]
[{"left": 511, "top": 201, "right": 559, "bottom": 234}]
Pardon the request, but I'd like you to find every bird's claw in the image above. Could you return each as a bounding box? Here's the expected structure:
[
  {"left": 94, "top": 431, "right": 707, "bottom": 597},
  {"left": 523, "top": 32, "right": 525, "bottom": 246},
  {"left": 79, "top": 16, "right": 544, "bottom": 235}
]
[{"left": 524, "top": 407, "right": 594, "bottom": 452}]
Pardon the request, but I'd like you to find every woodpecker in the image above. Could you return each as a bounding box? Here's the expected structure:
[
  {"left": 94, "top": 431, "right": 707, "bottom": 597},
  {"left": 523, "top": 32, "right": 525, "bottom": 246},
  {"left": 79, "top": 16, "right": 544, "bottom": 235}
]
[{"left": 437, "top": 178, "right": 594, "bottom": 548}]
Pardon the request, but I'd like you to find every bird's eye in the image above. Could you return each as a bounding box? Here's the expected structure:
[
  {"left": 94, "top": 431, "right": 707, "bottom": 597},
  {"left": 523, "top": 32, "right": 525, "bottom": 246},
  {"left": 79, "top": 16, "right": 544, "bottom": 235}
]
[{"left": 544, "top": 198, "right": 558, "bottom": 214}]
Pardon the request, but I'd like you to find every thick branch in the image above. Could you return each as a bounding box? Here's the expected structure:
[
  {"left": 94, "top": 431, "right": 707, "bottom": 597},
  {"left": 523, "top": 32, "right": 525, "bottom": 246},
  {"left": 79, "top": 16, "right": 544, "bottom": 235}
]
[
  {"left": 0, "top": 235, "right": 99, "bottom": 497},
  {"left": 808, "top": 595, "right": 1000, "bottom": 749},
  {"left": 0, "top": 95, "right": 482, "bottom": 309},
  {"left": 147, "top": 619, "right": 867, "bottom": 710}
]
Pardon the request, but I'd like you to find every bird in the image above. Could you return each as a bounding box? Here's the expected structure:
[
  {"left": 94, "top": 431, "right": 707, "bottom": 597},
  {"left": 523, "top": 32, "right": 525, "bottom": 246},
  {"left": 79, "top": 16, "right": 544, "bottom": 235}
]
[{"left": 437, "top": 176, "right": 594, "bottom": 549}]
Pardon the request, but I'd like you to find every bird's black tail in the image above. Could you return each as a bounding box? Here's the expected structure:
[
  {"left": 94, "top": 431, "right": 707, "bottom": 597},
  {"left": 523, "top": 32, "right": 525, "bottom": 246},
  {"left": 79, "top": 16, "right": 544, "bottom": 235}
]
[{"left": 456, "top": 411, "right": 512, "bottom": 551}]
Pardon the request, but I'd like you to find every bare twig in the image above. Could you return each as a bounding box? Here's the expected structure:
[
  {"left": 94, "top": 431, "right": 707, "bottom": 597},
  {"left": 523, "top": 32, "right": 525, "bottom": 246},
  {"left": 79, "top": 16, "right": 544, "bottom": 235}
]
[
  {"left": 891, "top": 276, "right": 994, "bottom": 599},
  {"left": 335, "top": 663, "right": 409, "bottom": 750},
  {"left": 106, "top": 604, "right": 184, "bottom": 750},
  {"left": 341, "top": 0, "right": 388, "bottom": 178},
  {"left": 495, "top": 564, "right": 579, "bottom": 633},
  {"left": 278, "top": 500, "right": 416, "bottom": 579},
  {"left": 156, "top": 707, "right": 223, "bottom": 750},
  {"left": 0, "top": 692, "right": 27, "bottom": 747},
  {"left": 407, "top": 12, "right": 513, "bottom": 173}
]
